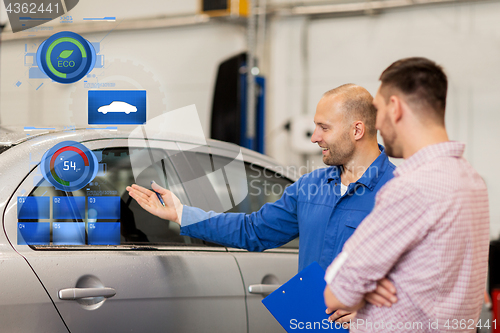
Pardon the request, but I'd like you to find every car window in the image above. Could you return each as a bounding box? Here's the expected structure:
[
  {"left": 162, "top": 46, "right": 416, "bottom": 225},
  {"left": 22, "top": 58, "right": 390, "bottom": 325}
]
[
  {"left": 194, "top": 153, "right": 299, "bottom": 249},
  {"left": 20, "top": 146, "right": 208, "bottom": 247}
]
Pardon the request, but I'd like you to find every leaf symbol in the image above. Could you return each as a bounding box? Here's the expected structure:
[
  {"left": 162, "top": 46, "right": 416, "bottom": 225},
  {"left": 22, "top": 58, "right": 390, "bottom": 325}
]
[{"left": 58, "top": 50, "right": 74, "bottom": 59}]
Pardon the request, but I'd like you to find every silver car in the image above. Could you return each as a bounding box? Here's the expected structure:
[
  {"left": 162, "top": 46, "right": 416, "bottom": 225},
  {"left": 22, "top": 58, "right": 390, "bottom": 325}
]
[{"left": 0, "top": 128, "right": 299, "bottom": 333}]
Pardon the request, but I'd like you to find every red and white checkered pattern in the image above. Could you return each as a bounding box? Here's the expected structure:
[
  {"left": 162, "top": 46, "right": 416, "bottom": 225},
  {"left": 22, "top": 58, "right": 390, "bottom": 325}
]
[{"left": 325, "top": 141, "right": 490, "bottom": 332}]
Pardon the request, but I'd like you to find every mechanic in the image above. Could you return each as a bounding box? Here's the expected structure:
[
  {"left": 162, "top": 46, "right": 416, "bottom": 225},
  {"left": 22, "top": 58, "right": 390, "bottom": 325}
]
[
  {"left": 127, "top": 84, "right": 398, "bottom": 325},
  {"left": 323, "top": 58, "right": 490, "bottom": 332}
]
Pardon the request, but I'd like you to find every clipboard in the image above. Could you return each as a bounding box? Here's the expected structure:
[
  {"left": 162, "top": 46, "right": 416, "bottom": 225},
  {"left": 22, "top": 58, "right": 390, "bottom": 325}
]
[{"left": 262, "top": 262, "right": 348, "bottom": 332}]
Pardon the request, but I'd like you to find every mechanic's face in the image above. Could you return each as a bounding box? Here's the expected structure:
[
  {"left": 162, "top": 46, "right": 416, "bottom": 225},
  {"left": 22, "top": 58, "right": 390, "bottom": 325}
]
[
  {"left": 311, "top": 95, "right": 355, "bottom": 166},
  {"left": 374, "top": 86, "right": 400, "bottom": 158}
]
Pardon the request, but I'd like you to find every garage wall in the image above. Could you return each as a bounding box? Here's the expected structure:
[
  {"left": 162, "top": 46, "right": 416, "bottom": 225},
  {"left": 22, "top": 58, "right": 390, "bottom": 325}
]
[{"left": 267, "top": 0, "right": 500, "bottom": 238}]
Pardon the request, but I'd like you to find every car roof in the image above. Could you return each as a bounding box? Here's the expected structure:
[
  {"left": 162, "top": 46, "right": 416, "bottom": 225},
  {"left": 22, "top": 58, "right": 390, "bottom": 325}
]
[
  {"left": 0, "top": 126, "right": 39, "bottom": 152},
  {"left": 0, "top": 127, "right": 299, "bottom": 181}
]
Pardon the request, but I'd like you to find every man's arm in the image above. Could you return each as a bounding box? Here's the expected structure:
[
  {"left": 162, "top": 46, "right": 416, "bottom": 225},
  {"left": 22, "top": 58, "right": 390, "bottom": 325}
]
[
  {"left": 178, "top": 203, "right": 298, "bottom": 251},
  {"left": 325, "top": 278, "right": 397, "bottom": 328},
  {"left": 127, "top": 178, "right": 301, "bottom": 251}
]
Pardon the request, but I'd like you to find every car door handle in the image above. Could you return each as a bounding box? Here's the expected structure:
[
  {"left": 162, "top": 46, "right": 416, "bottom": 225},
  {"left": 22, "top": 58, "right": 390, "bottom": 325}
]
[
  {"left": 58, "top": 287, "right": 116, "bottom": 300},
  {"left": 248, "top": 284, "right": 281, "bottom": 294}
]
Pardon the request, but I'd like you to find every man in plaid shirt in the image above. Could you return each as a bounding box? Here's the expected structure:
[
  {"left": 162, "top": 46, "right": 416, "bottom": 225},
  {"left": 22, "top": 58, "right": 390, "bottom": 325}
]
[{"left": 324, "top": 57, "right": 490, "bottom": 332}]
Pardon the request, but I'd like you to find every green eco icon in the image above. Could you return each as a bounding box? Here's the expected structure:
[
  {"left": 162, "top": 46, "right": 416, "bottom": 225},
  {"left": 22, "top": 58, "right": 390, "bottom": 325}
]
[{"left": 58, "top": 50, "right": 74, "bottom": 59}]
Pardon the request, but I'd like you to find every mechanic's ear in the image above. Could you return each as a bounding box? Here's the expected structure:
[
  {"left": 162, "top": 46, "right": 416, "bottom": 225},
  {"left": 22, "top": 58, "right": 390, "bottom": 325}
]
[{"left": 353, "top": 121, "right": 365, "bottom": 141}]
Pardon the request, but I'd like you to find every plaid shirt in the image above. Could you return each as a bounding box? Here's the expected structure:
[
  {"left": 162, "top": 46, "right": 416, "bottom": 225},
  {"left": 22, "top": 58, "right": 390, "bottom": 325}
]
[{"left": 325, "top": 142, "right": 490, "bottom": 332}]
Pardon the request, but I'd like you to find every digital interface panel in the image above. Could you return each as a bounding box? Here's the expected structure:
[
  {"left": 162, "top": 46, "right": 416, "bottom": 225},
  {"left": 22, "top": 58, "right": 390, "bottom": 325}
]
[
  {"left": 88, "top": 222, "right": 121, "bottom": 245},
  {"left": 18, "top": 222, "right": 50, "bottom": 245},
  {"left": 53, "top": 196, "right": 85, "bottom": 219},
  {"left": 17, "top": 195, "right": 121, "bottom": 246},
  {"left": 16, "top": 146, "right": 182, "bottom": 247},
  {"left": 52, "top": 222, "right": 85, "bottom": 245},
  {"left": 17, "top": 197, "right": 50, "bottom": 219},
  {"left": 16, "top": 143, "right": 125, "bottom": 246},
  {"left": 88, "top": 196, "right": 120, "bottom": 219}
]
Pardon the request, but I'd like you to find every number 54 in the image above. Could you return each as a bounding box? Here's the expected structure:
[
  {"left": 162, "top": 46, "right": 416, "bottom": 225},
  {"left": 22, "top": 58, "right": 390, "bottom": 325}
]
[{"left": 63, "top": 160, "right": 76, "bottom": 171}]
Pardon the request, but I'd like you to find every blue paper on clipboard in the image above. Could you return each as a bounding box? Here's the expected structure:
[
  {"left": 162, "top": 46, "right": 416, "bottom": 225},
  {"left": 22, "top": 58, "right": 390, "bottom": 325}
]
[{"left": 262, "top": 262, "right": 348, "bottom": 332}]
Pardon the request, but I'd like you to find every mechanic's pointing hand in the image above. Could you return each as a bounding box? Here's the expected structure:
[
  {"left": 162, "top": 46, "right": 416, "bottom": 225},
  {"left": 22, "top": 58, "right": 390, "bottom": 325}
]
[{"left": 126, "top": 182, "right": 183, "bottom": 225}]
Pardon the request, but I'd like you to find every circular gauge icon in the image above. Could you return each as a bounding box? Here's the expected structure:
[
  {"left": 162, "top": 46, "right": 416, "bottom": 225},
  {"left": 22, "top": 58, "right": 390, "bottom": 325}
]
[
  {"left": 37, "top": 31, "right": 96, "bottom": 84},
  {"left": 40, "top": 141, "right": 98, "bottom": 192}
]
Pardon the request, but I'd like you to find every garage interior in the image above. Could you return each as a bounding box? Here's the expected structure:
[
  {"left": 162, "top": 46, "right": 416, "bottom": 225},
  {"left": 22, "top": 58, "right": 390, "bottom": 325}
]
[{"left": 0, "top": 0, "right": 499, "bottom": 331}]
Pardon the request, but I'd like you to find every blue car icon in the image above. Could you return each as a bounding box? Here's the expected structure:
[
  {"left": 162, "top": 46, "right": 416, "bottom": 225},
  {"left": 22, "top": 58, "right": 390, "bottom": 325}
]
[{"left": 98, "top": 101, "right": 137, "bottom": 115}]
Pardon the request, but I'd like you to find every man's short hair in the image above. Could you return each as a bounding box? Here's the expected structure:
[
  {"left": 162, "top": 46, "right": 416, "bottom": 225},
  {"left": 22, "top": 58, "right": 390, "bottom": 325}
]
[
  {"left": 379, "top": 57, "right": 448, "bottom": 125},
  {"left": 324, "top": 84, "right": 377, "bottom": 137}
]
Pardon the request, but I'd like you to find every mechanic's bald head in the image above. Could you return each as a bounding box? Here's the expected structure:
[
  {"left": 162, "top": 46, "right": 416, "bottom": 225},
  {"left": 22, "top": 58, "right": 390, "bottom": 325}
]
[{"left": 323, "top": 84, "right": 377, "bottom": 137}]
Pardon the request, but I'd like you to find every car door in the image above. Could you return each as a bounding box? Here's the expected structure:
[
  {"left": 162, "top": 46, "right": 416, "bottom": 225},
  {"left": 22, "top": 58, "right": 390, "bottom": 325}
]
[
  {"left": 0, "top": 231, "right": 69, "bottom": 332},
  {"left": 226, "top": 161, "right": 299, "bottom": 333},
  {"left": 4, "top": 138, "right": 247, "bottom": 333},
  {"left": 171, "top": 141, "right": 299, "bottom": 333}
]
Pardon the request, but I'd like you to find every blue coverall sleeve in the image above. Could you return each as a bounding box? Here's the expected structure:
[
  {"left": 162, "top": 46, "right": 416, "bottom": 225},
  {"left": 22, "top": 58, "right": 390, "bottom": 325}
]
[{"left": 179, "top": 178, "right": 301, "bottom": 251}]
